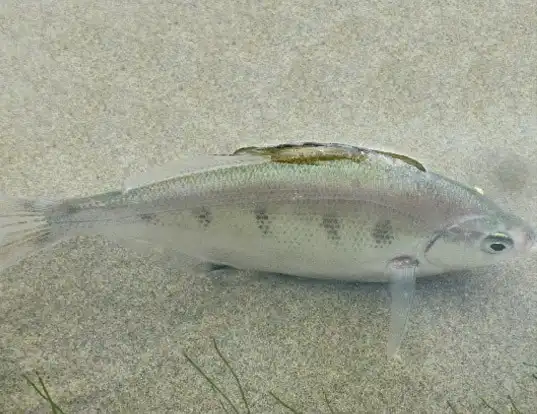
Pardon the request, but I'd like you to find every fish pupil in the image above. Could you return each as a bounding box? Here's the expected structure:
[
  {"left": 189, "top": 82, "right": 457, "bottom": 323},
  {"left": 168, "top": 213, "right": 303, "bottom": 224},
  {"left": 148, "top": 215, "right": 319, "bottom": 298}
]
[{"left": 490, "top": 243, "right": 505, "bottom": 252}]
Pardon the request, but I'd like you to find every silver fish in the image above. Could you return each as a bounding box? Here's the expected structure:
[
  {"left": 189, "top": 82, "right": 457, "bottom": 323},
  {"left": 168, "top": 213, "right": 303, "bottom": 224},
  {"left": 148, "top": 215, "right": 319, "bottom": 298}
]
[{"left": 1, "top": 142, "right": 535, "bottom": 357}]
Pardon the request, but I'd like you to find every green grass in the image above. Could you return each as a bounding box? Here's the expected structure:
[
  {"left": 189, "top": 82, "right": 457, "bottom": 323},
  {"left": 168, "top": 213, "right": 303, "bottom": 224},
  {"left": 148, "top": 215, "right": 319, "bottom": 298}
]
[
  {"left": 23, "top": 371, "right": 65, "bottom": 414},
  {"left": 23, "top": 343, "right": 537, "bottom": 413},
  {"left": 182, "top": 337, "right": 312, "bottom": 413}
]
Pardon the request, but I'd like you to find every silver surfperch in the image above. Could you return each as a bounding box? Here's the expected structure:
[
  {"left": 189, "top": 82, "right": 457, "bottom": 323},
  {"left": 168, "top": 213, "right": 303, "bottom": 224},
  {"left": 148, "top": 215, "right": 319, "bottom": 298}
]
[{"left": 1, "top": 142, "right": 534, "bottom": 357}]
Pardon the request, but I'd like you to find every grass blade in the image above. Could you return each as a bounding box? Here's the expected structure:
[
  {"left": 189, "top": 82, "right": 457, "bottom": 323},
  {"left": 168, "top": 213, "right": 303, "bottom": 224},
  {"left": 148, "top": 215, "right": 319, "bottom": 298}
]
[
  {"left": 183, "top": 351, "right": 241, "bottom": 414},
  {"left": 23, "top": 373, "right": 47, "bottom": 400},
  {"left": 23, "top": 371, "right": 65, "bottom": 414},
  {"left": 479, "top": 397, "right": 501, "bottom": 414},
  {"left": 323, "top": 390, "right": 335, "bottom": 414},
  {"left": 507, "top": 395, "right": 521, "bottom": 414},
  {"left": 212, "top": 337, "right": 251, "bottom": 414},
  {"left": 269, "top": 391, "right": 303, "bottom": 414},
  {"left": 219, "top": 399, "right": 230, "bottom": 413},
  {"left": 446, "top": 401, "right": 459, "bottom": 413}
]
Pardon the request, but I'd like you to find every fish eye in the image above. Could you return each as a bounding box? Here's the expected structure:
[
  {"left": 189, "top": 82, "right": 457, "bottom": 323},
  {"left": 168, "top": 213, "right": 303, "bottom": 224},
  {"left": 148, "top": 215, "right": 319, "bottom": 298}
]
[{"left": 481, "top": 234, "right": 514, "bottom": 254}]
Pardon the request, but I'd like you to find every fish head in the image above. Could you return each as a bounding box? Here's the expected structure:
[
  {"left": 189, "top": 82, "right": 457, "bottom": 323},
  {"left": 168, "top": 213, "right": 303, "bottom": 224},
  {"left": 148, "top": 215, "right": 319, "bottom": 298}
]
[{"left": 424, "top": 213, "right": 536, "bottom": 270}]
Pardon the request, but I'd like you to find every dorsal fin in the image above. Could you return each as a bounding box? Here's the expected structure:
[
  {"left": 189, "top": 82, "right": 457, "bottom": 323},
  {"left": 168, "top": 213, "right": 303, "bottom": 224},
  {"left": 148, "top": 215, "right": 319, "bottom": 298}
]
[
  {"left": 373, "top": 149, "right": 427, "bottom": 172},
  {"left": 124, "top": 153, "right": 269, "bottom": 191},
  {"left": 125, "top": 142, "right": 426, "bottom": 191},
  {"left": 233, "top": 142, "right": 427, "bottom": 171}
]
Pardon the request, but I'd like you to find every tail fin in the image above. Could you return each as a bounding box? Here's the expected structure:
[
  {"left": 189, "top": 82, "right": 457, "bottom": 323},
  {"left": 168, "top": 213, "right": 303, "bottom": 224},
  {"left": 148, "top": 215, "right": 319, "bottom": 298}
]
[{"left": 0, "top": 195, "right": 63, "bottom": 272}]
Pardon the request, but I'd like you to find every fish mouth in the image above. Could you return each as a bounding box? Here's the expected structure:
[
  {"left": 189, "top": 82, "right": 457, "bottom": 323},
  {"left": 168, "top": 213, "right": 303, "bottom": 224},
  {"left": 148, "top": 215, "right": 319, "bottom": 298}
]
[
  {"left": 529, "top": 229, "right": 537, "bottom": 252},
  {"left": 521, "top": 224, "right": 537, "bottom": 252}
]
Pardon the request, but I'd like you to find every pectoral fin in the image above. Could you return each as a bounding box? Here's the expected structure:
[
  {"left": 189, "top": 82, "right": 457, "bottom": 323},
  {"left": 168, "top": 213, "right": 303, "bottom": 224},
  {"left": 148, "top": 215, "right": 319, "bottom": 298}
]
[{"left": 385, "top": 256, "right": 419, "bottom": 358}]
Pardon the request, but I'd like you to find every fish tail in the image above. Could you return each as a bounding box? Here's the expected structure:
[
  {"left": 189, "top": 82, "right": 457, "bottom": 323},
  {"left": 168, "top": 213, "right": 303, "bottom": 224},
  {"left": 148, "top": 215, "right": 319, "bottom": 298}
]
[{"left": 0, "top": 194, "right": 66, "bottom": 271}]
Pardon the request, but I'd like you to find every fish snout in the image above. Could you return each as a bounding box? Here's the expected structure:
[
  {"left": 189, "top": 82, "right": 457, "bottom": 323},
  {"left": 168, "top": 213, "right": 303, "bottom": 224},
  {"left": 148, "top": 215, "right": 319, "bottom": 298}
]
[{"left": 523, "top": 226, "right": 537, "bottom": 252}]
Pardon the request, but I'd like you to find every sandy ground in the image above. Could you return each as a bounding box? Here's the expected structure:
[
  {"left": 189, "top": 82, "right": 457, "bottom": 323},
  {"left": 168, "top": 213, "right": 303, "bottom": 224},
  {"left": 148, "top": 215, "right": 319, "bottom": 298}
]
[{"left": 1, "top": 1, "right": 537, "bottom": 412}]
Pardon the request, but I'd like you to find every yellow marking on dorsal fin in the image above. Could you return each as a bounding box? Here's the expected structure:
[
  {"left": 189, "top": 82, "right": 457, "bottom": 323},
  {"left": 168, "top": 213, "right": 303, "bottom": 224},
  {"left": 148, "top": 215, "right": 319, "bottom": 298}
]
[{"left": 232, "top": 142, "right": 427, "bottom": 172}]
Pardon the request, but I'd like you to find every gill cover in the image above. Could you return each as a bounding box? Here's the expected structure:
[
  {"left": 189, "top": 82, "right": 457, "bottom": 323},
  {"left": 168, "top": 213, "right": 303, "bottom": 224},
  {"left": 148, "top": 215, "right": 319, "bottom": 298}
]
[{"left": 424, "top": 216, "right": 516, "bottom": 269}]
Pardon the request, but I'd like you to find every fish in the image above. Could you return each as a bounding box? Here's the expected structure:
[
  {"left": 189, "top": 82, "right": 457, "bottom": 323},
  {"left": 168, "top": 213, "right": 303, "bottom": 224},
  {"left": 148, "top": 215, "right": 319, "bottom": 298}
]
[{"left": 1, "top": 142, "right": 535, "bottom": 357}]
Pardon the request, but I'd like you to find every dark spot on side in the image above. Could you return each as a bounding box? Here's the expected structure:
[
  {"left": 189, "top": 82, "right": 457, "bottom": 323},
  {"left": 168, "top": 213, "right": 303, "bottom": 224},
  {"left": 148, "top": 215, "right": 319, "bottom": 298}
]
[
  {"left": 48, "top": 202, "right": 81, "bottom": 217},
  {"left": 22, "top": 200, "right": 37, "bottom": 211},
  {"left": 139, "top": 213, "right": 157, "bottom": 223},
  {"left": 35, "top": 230, "right": 53, "bottom": 245},
  {"left": 65, "top": 204, "right": 82, "bottom": 214},
  {"left": 193, "top": 207, "right": 212, "bottom": 228},
  {"left": 254, "top": 206, "right": 271, "bottom": 235},
  {"left": 372, "top": 219, "right": 394, "bottom": 247},
  {"left": 322, "top": 214, "right": 341, "bottom": 242}
]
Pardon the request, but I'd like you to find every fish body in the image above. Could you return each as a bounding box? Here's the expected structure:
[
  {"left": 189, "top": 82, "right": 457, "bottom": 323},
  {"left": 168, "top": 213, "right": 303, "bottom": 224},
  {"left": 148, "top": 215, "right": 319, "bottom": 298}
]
[{"left": 1, "top": 142, "right": 534, "bottom": 356}]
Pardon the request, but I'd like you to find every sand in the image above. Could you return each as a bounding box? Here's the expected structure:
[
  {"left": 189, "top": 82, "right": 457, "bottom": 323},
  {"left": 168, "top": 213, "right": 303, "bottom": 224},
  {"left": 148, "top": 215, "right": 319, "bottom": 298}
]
[{"left": 1, "top": 1, "right": 537, "bottom": 412}]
